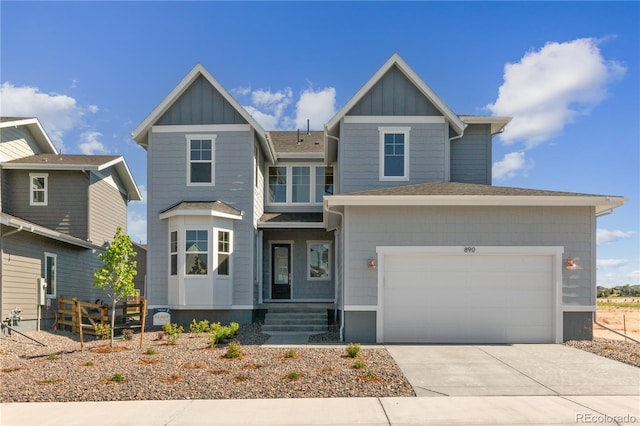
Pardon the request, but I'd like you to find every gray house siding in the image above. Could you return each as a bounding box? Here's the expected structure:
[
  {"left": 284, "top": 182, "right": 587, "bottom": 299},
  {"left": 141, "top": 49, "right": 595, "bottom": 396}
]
[
  {"left": 157, "top": 75, "right": 248, "bottom": 126},
  {"left": 347, "top": 66, "right": 442, "bottom": 117},
  {"left": 146, "top": 129, "right": 255, "bottom": 309},
  {"left": 450, "top": 124, "right": 492, "bottom": 185},
  {"left": 88, "top": 171, "right": 128, "bottom": 246},
  {"left": 342, "top": 205, "right": 594, "bottom": 341},
  {"left": 261, "top": 229, "right": 335, "bottom": 301},
  {"left": 339, "top": 122, "right": 447, "bottom": 194},
  {"left": 1, "top": 228, "right": 104, "bottom": 332},
  {"left": 3, "top": 170, "right": 89, "bottom": 239}
]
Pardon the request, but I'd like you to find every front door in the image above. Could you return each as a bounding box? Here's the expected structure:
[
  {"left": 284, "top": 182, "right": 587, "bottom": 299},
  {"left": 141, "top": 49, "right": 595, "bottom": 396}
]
[{"left": 271, "top": 244, "right": 291, "bottom": 299}]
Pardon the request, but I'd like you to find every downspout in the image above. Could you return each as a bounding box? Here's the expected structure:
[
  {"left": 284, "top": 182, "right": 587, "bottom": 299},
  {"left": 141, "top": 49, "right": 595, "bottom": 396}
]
[{"left": 324, "top": 202, "right": 345, "bottom": 342}]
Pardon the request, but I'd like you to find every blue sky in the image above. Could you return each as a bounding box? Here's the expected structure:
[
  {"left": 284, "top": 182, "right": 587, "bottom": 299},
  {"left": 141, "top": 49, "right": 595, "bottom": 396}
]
[{"left": 1, "top": 1, "right": 638, "bottom": 287}]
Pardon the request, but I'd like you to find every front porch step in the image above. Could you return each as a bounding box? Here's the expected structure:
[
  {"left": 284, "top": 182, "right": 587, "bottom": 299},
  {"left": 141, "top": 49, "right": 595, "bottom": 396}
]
[{"left": 262, "top": 309, "right": 328, "bottom": 334}]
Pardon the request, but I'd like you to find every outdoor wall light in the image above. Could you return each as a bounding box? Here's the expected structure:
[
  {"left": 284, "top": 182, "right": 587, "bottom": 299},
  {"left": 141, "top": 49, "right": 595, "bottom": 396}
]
[
  {"left": 368, "top": 258, "right": 377, "bottom": 269},
  {"left": 565, "top": 258, "right": 577, "bottom": 270}
]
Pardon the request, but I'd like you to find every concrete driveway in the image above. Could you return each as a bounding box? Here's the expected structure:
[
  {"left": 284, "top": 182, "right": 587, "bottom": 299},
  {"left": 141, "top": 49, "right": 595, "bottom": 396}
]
[{"left": 386, "top": 344, "right": 640, "bottom": 397}]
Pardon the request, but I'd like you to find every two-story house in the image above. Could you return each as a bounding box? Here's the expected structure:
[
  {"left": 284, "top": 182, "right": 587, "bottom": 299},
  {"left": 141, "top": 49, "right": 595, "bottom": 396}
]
[
  {"left": 1, "top": 117, "right": 142, "bottom": 332},
  {"left": 132, "top": 54, "right": 625, "bottom": 344}
]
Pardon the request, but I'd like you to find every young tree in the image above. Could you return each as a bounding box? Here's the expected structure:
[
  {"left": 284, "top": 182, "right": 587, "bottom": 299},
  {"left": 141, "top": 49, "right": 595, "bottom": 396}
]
[{"left": 93, "top": 226, "right": 137, "bottom": 346}]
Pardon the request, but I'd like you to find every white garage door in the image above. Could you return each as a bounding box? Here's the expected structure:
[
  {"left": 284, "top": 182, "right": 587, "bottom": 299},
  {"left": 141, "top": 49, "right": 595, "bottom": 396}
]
[{"left": 383, "top": 252, "right": 555, "bottom": 343}]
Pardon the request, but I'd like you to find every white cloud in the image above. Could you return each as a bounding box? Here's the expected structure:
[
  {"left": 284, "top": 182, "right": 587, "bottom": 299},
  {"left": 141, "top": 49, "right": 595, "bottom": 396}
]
[
  {"left": 231, "top": 86, "right": 251, "bottom": 96},
  {"left": 252, "top": 88, "right": 292, "bottom": 108},
  {"left": 597, "top": 228, "right": 636, "bottom": 245},
  {"left": 244, "top": 105, "right": 280, "bottom": 130},
  {"left": 627, "top": 270, "right": 640, "bottom": 282},
  {"left": 294, "top": 87, "right": 336, "bottom": 130},
  {"left": 487, "top": 38, "right": 626, "bottom": 147},
  {"left": 0, "top": 82, "right": 85, "bottom": 151},
  {"left": 597, "top": 258, "right": 630, "bottom": 268},
  {"left": 492, "top": 151, "right": 532, "bottom": 180},
  {"left": 88, "top": 105, "right": 99, "bottom": 113},
  {"left": 78, "top": 131, "right": 108, "bottom": 155}
]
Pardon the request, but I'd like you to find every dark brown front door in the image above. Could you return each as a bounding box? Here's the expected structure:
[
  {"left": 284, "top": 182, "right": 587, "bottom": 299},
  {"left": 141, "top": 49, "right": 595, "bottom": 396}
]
[{"left": 271, "top": 244, "right": 291, "bottom": 299}]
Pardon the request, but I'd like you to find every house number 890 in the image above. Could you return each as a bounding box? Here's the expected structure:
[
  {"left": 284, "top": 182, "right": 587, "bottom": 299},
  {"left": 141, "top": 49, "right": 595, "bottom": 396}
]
[{"left": 464, "top": 247, "right": 476, "bottom": 253}]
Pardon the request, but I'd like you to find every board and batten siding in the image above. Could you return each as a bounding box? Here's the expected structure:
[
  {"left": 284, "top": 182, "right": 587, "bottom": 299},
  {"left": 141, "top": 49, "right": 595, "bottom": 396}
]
[
  {"left": 339, "top": 122, "right": 447, "bottom": 194},
  {"left": 344, "top": 205, "right": 594, "bottom": 307},
  {"left": 1, "top": 229, "right": 104, "bottom": 331},
  {"left": 3, "top": 170, "right": 89, "bottom": 239},
  {"left": 347, "top": 65, "right": 443, "bottom": 117},
  {"left": 146, "top": 130, "right": 255, "bottom": 307},
  {"left": 0, "top": 126, "right": 42, "bottom": 162},
  {"left": 88, "top": 172, "right": 128, "bottom": 246},
  {"left": 450, "top": 124, "right": 492, "bottom": 185}
]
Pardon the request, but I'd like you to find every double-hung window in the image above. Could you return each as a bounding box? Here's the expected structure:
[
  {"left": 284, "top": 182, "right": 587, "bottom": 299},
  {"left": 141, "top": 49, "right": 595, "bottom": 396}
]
[
  {"left": 308, "top": 242, "right": 331, "bottom": 280},
  {"left": 379, "top": 127, "right": 410, "bottom": 180},
  {"left": 187, "top": 135, "right": 215, "bottom": 185},
  {"left": 185, "top": 230, "right": 208, "bottom": 275},
  {"left": 267, "top": 165, "right": 334, "bottom": 204},
  {"left": 217, "top": 230, "right": 231, "bottom": 276},
  {"left": 30, "top": 173, "right": 48, "bottom": 206},
  {"left": 44, "top": 253, "right": 57, "bottom": 297},
  {"left": 169, "top": 231, "right": 178, "bottom": 276}
]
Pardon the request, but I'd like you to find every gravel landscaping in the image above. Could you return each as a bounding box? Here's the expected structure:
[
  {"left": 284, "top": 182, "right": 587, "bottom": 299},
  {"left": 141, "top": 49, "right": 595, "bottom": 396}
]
[
  {"left": 0, "top": 324, "right": 414, "bottom": 403},
  {"left": 564, "top": 337, "right": 640, "bottom": 368}
]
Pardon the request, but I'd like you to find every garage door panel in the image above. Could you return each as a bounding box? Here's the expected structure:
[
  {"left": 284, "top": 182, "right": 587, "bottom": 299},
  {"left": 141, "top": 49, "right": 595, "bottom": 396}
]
[{"left": 383, "top": 252, "right": 555, "bottom": 344}]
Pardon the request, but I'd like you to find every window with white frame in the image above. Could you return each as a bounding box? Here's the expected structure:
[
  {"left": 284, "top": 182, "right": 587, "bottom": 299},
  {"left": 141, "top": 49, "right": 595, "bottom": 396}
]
[
  {"left": 267, "top": 165, "right": 334, "bottom": 204},
  {"left": 185, "top": 230, "right": 208, "bottom": 275},
  {"left": 30, "top": 173, "right": 48, "bottom": 206},
  {"left": 379, "top": 127, "right": 410, "bottom": 180},
  {"left": 170, "top": 231, "right": 178, "bottom": 276},
  {"left": 217, "top": 230, "right": 231, "bottom": 276},
  {"left": 308, "top": 242, "right": 331, "bottom": 280},
  {"left": 44, "top": 252, "right": 57, "bottom": 297},
  {"left": 187, "top": 135, "right": 215, "bottom": 185}
]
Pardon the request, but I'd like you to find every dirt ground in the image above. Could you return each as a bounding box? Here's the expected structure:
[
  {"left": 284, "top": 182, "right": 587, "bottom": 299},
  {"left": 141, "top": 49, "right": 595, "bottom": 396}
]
[{"left": 593, "top": 301, "right": 640, "bottom": 341}]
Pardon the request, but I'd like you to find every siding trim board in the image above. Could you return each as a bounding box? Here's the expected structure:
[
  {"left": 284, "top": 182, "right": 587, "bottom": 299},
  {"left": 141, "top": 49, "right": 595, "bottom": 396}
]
[
  {"left": 153, "top": 124, "right": 251, "bottom": 133},
  {"left": 345, "top": 116, "right": 445, "bottom": 124}
]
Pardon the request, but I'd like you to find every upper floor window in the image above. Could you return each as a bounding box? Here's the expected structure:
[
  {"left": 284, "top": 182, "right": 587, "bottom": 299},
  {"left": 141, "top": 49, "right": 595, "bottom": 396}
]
[
  {"left": 379, "top": 127, "right": 410, "bottom": 181},
  {"left": 187, "top": 135, "right": 216, "bottom": 185},
  {"left": 30, "top": 173, "right": 48, "bottom": 206},
  {"left": 185, "top": 230, "right": 208, "bottom": 275},
  {"left": 268, "top": 165, "right": 334, "bottom": 205}
]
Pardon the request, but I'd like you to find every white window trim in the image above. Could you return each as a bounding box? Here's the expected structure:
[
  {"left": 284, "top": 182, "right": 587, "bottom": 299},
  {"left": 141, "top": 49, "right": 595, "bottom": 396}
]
[
  {"left": 186, "top": 134, "right": 216, "bottom": 186},
  {"left": 44, "top": 252, "right": 57, "bottom": 298},
  {"left": 307, "top": 241, "right": 331, "bottom": 281},
  {"left": 30, "top": 173, "right": 48, "bottom": 206},
  {"left": 379, "top": 127, "right": 410, "bottom": 181},
  {"left": 169, "top": 230, "right": 178, "bottom": 276},
  {"left": 266, "top": 164, "right": 334, "bottom": 206},
  {"left": 215, "top": 228, "right": 233, "bottom": 278},
  {"left": 185, "top": 229, "right": 209, "bottom": 276}
]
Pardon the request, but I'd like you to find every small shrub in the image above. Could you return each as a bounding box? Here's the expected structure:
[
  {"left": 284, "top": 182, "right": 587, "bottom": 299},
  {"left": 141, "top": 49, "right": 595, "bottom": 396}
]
[
  {"left": 43, "top": 377, "right": 58, "bottom": 384},
  {"left": 94, "top": 323, "right": 111, "bottom": 340},
  {"left": 111, "top": 373, "right": 125, "bottom": 383},
  {"left": 144, "top": 347, "right": 156, "bottom": 355},
  {"left": 346, "top": 342, "right": 361, "bottom": 358},
  {"left": 284, "top": 371, "right": 301, "bottom": 381},
  {"left": 47, "top": 354, "right": 58, "bottom": 361},
  {"left": 122, "top": 329, "right": 134, "bottom": 341},
  {"left": 224, "top": 341, "right": 243, "bottom": 359},
  {"left": 0, "top": 347, "right": 5, "bottom": 355},
  {"left": 208, "top": 322, "right": 238, "bottom": 347},
  {"left": 83, "top": 361, "right": 95, "bottom": 367},
  {"left": 162, "top": 322, "right": 184, "bottom": 345},
  {"left": 354, "top": 360, "right": 365, "bottom": 369},
  {"left": 190, "top": 319, "right": 210, "bottom": 335},
  {"left": 283, "top": 349, "right": 298, "bottom": 359},
  {"left": 366, "top": 370, "right": 376, "bottom": 379},
  {"left": 229, "top": 322, "right": 240, "bottom": 336}
]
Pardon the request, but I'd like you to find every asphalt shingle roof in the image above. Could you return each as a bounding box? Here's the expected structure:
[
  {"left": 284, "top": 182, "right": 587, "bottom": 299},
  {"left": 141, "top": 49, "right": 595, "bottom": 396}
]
[
  {"left": 160, "top": 201, "right": 242, "bottom": 217},
  {"left": 5, "top": 154, "right": 121, "bottom": 167},
  {"left": 268, "top": 131, "right": 324, "bottom": 153},
  {"left": 259, "top": 212, "right": 324, "bottom": 223}
]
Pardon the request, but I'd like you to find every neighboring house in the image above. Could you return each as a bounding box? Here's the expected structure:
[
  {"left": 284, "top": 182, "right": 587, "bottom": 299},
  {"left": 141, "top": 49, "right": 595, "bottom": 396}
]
[
  {"left": 1, "top": 117, "right": 142, "bottom": 332},
  {"left": 132, "top": 54, "right": 626, "bottom": 344}
]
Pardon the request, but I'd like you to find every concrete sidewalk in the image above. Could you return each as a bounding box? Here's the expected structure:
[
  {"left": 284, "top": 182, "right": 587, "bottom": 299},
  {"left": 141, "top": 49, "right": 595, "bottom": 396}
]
[{"left": 2, "top": 395, "right": 639, "bottom": 425}]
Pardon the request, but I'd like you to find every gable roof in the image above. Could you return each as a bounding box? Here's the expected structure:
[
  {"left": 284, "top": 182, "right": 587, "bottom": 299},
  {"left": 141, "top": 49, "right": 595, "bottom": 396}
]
[
  {"left": 131, "top": 64, "right": 276, "bottom": 163},
  {"left": 268, "top": 131, "right": 324, "bottom": 158},
  {"left": 0, "top": 117, "right": 58, "bottom": 156},
  {"left": 159, "top": 200, "right": 242, "bottom": 220},
  {"left": 325, "top": 54, "right": 467, "bottom": 136},
  {"left": 3, "top": 154, "right": 142, "bottom": 201},
  {"left": 325, "top": 181, "right": 626, "bottom": 215}
]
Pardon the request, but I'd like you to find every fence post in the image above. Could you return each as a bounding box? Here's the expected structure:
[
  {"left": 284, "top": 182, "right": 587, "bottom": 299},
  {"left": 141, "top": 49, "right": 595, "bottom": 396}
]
[
  {"left": 139, "top": 298, "right": 147, "bottom": 349},
  {"left": 76, "top": 300, "right": 84, "bottom": 352}
]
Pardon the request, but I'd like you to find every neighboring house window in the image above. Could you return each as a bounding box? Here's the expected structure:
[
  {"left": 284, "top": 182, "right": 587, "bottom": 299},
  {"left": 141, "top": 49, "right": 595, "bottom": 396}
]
[
  {"left": 308, "top": 242, "right": 331, "bottom": 280},
  {"left": 170, "top": 231, "right": 178, "bottom": 276},
  {"left": 292, "top": 166, "right": 310, "bottom": 203},
  {"left": 315, "top": 167, "right": 334, "bottom": 202},
  {"left": 187, "top": 135, "right": 216, "bottom": 185},
  {"left": 185, "top": 230, "right": 208, "bottom": 275},
  {"left": 379, "top": 127, "right": 410, "bottom": 180},
  {"left": 268, "top": 166, "right": 287, "bottom": 203},
  {"left": 44, "top": 253, "right": 57, "bottom": 297},
  {"left": 217, "top": 230, "right": 231, "bottom": 276},
  {"left": 267, "top": 165, "right": 334, "bottom": 204},
  {"left": 30, "top": 173, "right": 48, "bottom": 206}
]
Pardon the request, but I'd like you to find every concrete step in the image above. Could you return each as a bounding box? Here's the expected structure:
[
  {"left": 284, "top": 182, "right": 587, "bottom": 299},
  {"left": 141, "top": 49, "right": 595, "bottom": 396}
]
[
  {"left": 261, "top": 309, "right": 329, "bottom": 334},
  {"left": 264, "top": 318, "right": 327, "bottom": 326},
  {"left": 265, "top": 313, "right": 327, "bottom": 321},
  {"left": 261, "top": 324, "right": 328, "bottom": 333},
  {"left": 267, "top": 308, "right": 327, "bottom": 314}
]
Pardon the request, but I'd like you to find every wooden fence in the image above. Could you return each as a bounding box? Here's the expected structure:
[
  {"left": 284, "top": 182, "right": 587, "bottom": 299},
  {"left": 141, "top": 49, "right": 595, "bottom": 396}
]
[{"left": 57, "top": 296, "right": 147, "bottom": 350}]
